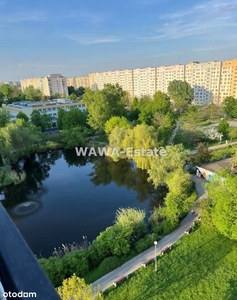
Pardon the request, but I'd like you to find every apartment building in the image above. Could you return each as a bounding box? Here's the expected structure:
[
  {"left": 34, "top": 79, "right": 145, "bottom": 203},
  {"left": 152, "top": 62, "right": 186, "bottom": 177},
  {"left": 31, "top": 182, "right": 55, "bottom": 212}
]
[
  {"left": 219, "top": 58, "right": 237, "bottom": 104},
  {"left": 185, "top": 61, "right": 221, "bottom": 105},
  {"left": 6, "top": 99, "right": 86, "bottom": 120},
  {"left": 156, "top": 65, "right": 185, "bottom": 94},
  {"left": 0, "top": 81, "right": 21, "bottom": 88},
  {"left": 67, "top": 76, "right": 90, "bottom": 89},
  {"left": 133, "top": 67, "right": 156, "bottom": 98},
  {"left": 20, "top": 74, "right": 68, "bottom": 97}
]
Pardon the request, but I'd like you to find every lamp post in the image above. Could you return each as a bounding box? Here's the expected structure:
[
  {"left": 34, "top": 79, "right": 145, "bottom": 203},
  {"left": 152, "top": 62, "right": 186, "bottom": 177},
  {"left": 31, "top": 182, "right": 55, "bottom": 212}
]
[{"left": 154, "top": 241, "right": 157, "bottom": 272}]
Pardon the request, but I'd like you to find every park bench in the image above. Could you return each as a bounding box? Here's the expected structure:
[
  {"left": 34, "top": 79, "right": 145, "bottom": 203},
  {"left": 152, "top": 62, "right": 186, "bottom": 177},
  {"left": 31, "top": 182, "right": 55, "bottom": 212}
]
[
  {"left": 161, "top": 246, "right": 171, "bottom": 255},
  {"left": 113, "top": 275, "right": 128, "bottom": 287},
  {"left": 142, "top": 258, "right": 154, "bottom": 267}
]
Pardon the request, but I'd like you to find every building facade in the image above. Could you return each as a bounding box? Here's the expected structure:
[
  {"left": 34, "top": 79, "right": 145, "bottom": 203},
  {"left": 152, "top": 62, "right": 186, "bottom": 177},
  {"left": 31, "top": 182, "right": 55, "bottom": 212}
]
[
  {"left": 185, "top": 61, "right": 221, "bottom": 105},
  {"left": 219, "top": 58, "right": 237, "bottom": 104},
  {"left": 20, "top": 74, "right": 68, "bottom": 97},
  {"left": 156, "top": 64, "right": 185, "bottom": 94},
  {"left": 66, "top": 76, "right": 90, "bottom": 89},
  {"left": 133, "top": 68, "right": 156, "bottom": 98},
  {"left": 6, "top": 99, "right": 86, "bottom": 120}
]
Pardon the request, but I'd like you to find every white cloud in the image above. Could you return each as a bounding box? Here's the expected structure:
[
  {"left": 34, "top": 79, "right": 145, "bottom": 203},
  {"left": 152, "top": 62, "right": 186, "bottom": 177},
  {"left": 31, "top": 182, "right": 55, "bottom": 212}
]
[
  {"left": 141, "top": 0, "right": 237, "bottom": 41},
  {"left": 65, "top": 34, "right": 121, "bottom": 45},
  {"left": 0, "top": 11, "right": 47, "bottom": 23}
]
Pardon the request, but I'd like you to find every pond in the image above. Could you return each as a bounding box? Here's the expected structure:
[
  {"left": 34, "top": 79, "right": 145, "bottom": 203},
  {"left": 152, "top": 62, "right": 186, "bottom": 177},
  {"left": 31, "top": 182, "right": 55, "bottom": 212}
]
[{"left": 1, "top": 149, "right": 166, "bottom": 258}]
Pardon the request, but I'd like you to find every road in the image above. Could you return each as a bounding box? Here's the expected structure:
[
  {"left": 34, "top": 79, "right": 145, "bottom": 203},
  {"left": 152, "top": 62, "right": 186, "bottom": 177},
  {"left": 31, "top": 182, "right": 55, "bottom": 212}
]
[
  {"left": 189, "top": 141, "right": 237, "bottom": 155},
  {"left": 92, "top": 176, "right": 206, "bottom": 294}
]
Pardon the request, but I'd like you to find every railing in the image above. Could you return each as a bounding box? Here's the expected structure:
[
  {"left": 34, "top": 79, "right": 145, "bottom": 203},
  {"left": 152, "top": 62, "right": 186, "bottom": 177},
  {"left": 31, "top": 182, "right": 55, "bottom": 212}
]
[{"left": 0, "top": 204, "right": 60, "bottom": 300}]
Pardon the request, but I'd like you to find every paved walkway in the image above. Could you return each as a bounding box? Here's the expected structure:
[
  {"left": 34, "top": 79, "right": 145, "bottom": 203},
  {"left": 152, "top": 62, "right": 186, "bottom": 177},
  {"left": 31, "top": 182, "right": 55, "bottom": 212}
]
[
  {"left": 92, "top": 175, "right": 207, "bottom": 294},
  {"left": 190, "top": 141, "right": 237, "bottom": 155},
  {"left": 168, "top": 121, "right": 180, "bottom": 145}
]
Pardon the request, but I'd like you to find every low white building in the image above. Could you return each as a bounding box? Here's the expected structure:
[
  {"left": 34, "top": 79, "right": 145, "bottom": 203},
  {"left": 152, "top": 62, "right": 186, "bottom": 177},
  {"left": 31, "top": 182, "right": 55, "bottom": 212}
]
[{"left": 6, "top": 99, "right": 86, "bottom": 120}]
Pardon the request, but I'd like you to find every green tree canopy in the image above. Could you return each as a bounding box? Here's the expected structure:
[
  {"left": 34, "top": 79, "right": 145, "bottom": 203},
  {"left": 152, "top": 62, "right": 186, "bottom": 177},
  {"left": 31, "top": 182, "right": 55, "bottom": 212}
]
[
  {"left": 222, "top": 96, "right": 237, "bottom": 118},
  {"left": 0, "top": 105, "right": 10, "bottom": 127},
  {"left": 105, "top": 116, "right": 130, "bottom": 134},
  {"left": 206, "top": 170, "right": 237, "bottom": 240},
  {"left": 16, "top": 111, "right": 29, "bottom": 122},
  {"left": 0, "top": 84, "right": 13, "bottom": 99},
  {"left": 30, "top": 110, "right": 51, "bottom": 131},
  {"left": 217, "top": 118, "right": 229, "bottom": 135},
  {"left": 24, "top": 85, "right": 42, "bottom": 101},
  {"left": 168, "top": 80, "right": 193, "bottom": 109}
]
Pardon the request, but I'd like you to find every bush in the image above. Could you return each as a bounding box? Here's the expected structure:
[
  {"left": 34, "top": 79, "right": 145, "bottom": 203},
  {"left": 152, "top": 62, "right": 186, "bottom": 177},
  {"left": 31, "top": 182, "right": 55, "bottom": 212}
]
[
  {"left": 98, "top": 256, "right": 122, "bottom": 274},
  {"left": 39, "top": 257, "right": 66, "bottom": 287},
  {"left": 210, "top": 146, "right": 236, "bottom": 161},
  {"left": 64, "top": 250, "right": 89, "bottom": 278},
  {"left": 161, "top": 218, "right": 179, "bottom": 235},
  {"left": 134, "top": 233, "right": 160, "bottom": 254}
]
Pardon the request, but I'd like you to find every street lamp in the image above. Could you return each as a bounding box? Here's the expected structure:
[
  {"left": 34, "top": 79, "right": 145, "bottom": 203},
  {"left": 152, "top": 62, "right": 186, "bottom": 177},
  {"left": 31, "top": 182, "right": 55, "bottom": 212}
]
[{"left": 154, "top": 241, "right": 158, "bottom": 272}]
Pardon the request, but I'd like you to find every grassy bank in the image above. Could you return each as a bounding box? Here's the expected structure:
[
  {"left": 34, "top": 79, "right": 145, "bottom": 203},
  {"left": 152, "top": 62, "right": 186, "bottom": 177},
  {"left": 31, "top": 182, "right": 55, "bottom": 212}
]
[{"left": 103, "top": 225, "right": 237, "bottom": 300}]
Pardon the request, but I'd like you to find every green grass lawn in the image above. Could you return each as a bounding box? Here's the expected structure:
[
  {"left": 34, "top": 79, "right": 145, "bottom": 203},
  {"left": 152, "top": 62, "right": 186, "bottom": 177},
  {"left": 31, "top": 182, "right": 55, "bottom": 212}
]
[{"left": 103, "top": 225, "right": 237, "bottom": 300}]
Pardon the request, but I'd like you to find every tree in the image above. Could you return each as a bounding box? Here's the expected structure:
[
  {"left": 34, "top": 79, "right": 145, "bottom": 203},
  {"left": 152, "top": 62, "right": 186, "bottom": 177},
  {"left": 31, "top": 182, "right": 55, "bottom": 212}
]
[
  {"left": 30, "top": 110, "right": 51, "bottom": 131},
  {"left": 24, "top": 85, "right": 42, "bottom": 101},
  {"left": 0, "top": 84, "right": 13, "bottom": 99},
  {"left": 60, "top": 108, "right": 87, "bottom": 129},
  {"left": 16, "top": 111, "right": 29, "bottom": 122},
  {"left": 62, "top": 126, "right": 92, "bottom": 148},
  {"left": 153, "top": 91, "right": 171, "bottom": 114},
  {"left": 222, "top": 96, "right": 237, "bottom": 118},
  {"left": 217, "top": 118, "right": 229, "bottom": 135},
  {"left": 68, "top": 86, "right": 76, "bottom": 95},
  {"left": 83, "top": 84, "right": 126, "bottom": 132},
  {"left": 229, "top": 128, "right": 237, "bottom": 141},
  {"left": 168, "top": 80, "right": 193, "bottom": 109},
  {"left": 105, "top": 116, "right": 130, "bottom": 134},
  {"left": 179, "top": 105, "right": 203, "bottom": 126},
  {"left": 191, "top": 142, "right": 211, "bottom": 165},
  {"left": 0, "top": 105, "right": 10, "bottom": 127},
  {"left": 56, "top": 274, "right": 93, "bottom": 300},
  {"left": 206, "top": 170, "right": 237, "bottom": 240},
  {"left": 68, "top": 93, "right": 77, "bottom": 100}
]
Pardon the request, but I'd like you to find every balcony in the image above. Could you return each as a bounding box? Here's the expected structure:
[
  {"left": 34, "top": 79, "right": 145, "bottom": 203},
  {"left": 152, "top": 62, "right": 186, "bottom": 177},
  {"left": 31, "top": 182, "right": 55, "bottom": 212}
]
[{"left": 0, "top": 204, "right": 60, "bottom": 300}]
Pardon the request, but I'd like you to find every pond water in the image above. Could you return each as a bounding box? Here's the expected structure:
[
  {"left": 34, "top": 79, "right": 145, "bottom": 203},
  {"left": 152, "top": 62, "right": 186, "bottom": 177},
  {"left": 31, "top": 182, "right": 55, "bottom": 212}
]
[{"left": 1, "top": 149, "right": 166, "bottom": 258}]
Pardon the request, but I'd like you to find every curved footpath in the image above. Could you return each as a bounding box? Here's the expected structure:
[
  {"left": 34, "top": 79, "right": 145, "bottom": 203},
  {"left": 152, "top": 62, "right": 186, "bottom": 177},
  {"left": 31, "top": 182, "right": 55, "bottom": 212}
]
[{"left": 92, "top": 175, "right": 207, "bottom": 294}]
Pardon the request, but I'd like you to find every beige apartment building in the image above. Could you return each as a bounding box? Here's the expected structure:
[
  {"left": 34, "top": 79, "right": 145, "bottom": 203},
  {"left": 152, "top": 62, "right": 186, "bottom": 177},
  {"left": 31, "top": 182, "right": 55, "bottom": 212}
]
[
  {"left": 219, "top": 58, "right": 237, "bottom": 104},
  {"left": 20, "top": 74, "right": 68, "bottom": 97},
  {"left": 133, "top": 67, "right": 156, "bottom": 98},
  {"left": 185, "top": 61, "right": 221, "bottom": 105},
  {"left": 156, "top": 64, "right": 185, "bottom": 94},
  {"left": 66, "top": 76, "right": 90, "bottom": 89}
]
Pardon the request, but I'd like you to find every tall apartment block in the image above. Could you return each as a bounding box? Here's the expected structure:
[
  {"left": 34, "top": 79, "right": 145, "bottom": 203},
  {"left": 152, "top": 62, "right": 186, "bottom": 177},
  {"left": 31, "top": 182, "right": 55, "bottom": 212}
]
[
  {"left": 156, "top": 65, "right": 185, "bottom": 94},
  {"left": 133, "top": 68, "right": 156, "bottom": 98},
  {"left": 20, "top": 74, "right": 68, "bottom": 97},
  {"left": 66, "top": 76, "right": 90, "bottom": 89},
  {"left": 185, "top": 61, "right": 221, "bottom": 105},
  {"left": 219, "top": 59, "right": 237, "bottom": 104}
]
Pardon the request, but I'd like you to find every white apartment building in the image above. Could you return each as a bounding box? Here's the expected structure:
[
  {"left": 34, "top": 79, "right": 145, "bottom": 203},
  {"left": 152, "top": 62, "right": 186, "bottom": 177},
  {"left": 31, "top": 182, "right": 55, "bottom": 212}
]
[
  {"left": 133, "top": 68, "right": 156, "bottom": 98},
  {"left": 185, "top": 61, "right": 221, "bottom": 105},
  {"left": 20, "top": 74, "right": 68, "bottom": 97},
  {"left": 156, "top": 65, "right": 185, "bottom": 94}
]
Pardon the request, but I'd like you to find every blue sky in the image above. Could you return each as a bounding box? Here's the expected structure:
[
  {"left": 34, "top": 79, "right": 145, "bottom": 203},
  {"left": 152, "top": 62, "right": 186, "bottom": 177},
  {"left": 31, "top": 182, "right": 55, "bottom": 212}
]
[{"left": 1, "top": 0, "right": 237, "bottom": 81}]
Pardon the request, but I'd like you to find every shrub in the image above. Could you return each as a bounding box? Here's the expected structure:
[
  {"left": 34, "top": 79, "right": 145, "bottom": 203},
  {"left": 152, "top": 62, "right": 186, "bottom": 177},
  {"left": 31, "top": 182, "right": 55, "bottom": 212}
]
[
  {"left": 39, "top": 257, "right": 66, "bottom": 287},
  {"left": 134, "top": 233, "right": 160, "bottom": 254},
  {"left": 98, "top": 256, "right": 122, "bottom": 274},
  {"left": 63, "top": 250, "right": 89, "bottom": 278}
]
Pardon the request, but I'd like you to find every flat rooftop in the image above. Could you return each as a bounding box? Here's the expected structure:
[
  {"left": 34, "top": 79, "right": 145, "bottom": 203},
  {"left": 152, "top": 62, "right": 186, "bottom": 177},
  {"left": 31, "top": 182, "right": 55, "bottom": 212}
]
[
  {"left": 7, "top": 99, "right": 85, "bottom": 108},
  {"left": 200, "top": 158, "right": 232, "bottom": 173}
]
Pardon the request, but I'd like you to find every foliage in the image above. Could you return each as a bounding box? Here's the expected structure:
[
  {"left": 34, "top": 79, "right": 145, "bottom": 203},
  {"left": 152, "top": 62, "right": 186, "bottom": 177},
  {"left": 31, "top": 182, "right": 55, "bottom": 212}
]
[
  {"left": 168, "top": 80, "right": 193, "bottom": 109},
  {"left": 105, "top": 116, "right": 130, "bottom": 134},
  {"left": 56, "top": 274, "right": 93, "bottom": 300},
  {"left": 68, "top": 86, "right": 85, "bottom": 98},
  {"left": 133, "top": 233, "right": 159, "bottom": 254},
  {"left": 24, "top": 85, "right": 42, "bottom": 101},
  {"left": 0, "top": 83, "right": 13, "bottom": 99},
  {"left": 0, "top": 105, "right": 10, "bottom": 127},
  {"left": 148, "top": 144, "right": 188, "bottom": 188},
  {"left": 62, "top": 126, "right": 92, "bottom": 148},
  {"left": 179, "top": 105, "right": 203, "bottom": 125},
  {"left": 228, "top": 128, "right": 237, "bottom": 140},
  {"left": 16, "top": 111, "right": 29, "bottom": 122},
  {"left": 30, "top": 110, "right": 51, "bottom": 131},
  {"left": 103, "top": 226, "right": 237, "bottom": 300},
  {"left": 83, "top": 84, "right": 126, "bottom": 132},
  {"left": 39, "top": 256, "right": 66, "bottom": 287},
  {"left": 58, "top": 107, "right": 87, "bottom": 130},
  {"left": 222, "top": 96, "right": 237, "bottom": 118},
  {"left": 191, "top": 142, "right": 211, "bottom": 165},
  {"left": 205, "top": 170, "right": 237, "bottom": 240},
  {"left": 63, "top": 250, "right": 89, "bottom": 278},
  {"left": 202, "top": 127, "right": 223, "bottom": 141},
  {"left": 0, "top": 119, "right": 44, "bottom": 162},
  {"left": 115, "top": 207, "right": 146, "bottom": 238},
  {"left": 217, "top": 118, "right": 229, "bottom": 135},
  {"left": 210, "top": 146, "right": 236, "bottom": 161}
]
